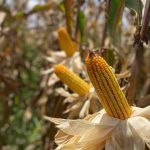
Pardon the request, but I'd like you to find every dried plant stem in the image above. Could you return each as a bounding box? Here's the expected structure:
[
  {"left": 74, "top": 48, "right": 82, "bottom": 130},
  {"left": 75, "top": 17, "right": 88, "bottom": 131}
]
[
  {"left": 64, "top": 0, "right": 73, "bottom": 35},
  {"left": 135, "top": 94, "right": 150, "bottom": 107},
  {"left": 140, "top": 0, "right": 150, "bottom": 42},
  {"left": 0, "top": 2, "right": 55, "bottom": 21},
  {"left": 101, "top": 0, "right": 110, "bottom": 47},
  {"left": 127, "top": 0, "right": 150, "bottom": 104},
  {"left": 74, "top": 0, "right": 81, "bottom": 41},
  {"left": 126, "top": 42, "right": 144, "bottom": 105}
]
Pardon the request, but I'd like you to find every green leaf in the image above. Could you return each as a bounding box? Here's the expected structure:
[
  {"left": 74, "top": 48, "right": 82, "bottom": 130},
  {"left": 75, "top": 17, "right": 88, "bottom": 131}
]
[
  {"left": 78, "top": 10, "right": 86, "bottom": 40},
  {"left": 59, "top": 2, "right": 65, "bottom": 12},
  {"left": 108, "top": 0, "right": 125, "bottom": 36},
  {"left": 102, "top": 48, "right": 115, "bottom": 66}
]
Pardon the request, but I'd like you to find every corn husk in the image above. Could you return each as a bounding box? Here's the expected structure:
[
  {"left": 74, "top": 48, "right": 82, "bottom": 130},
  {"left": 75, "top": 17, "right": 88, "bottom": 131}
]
[
  {"left": 55, "top": 87, "right": 101, "bottom": 118},
  {"left": 45, "top": 106, "right": 150, "bottom": 150}
]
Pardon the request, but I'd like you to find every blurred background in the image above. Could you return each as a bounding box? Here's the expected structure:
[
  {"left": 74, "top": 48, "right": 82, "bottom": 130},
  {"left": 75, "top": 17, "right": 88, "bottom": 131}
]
[{"left": 0, "top": 0, "right": 149, "bottom": 150}]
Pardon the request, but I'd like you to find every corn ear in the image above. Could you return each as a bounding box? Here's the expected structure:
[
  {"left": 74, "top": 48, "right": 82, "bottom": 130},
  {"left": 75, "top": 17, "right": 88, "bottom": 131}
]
[
  {"left": 54, "top": 64, "right": 90, "bottom": 96},
  {"left": 86, "top": 51, "right": 131, "bottom": 119},
  {"left": 57, "top": 28, "right": 78, "bottom": 57}
]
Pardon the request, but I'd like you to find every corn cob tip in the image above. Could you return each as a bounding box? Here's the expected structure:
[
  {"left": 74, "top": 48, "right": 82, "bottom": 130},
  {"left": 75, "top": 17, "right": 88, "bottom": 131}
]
[
  {"left": 57, "top": 27, "right": 66, "bottom": 36},
  {"left": 54, "top": 64, "right": 65, "bottom": 74},
  {"left": 86, "top": 51, "right": 106, "bottom": 69},
  {"left": 88, "top": 49, "right": 103, "bottom": 57},
  {"left": 88, "top": 50, "right": 98, "bottom": 56},
  {"left": 87, "top": 50, "right": 102, "bottom": 61}
]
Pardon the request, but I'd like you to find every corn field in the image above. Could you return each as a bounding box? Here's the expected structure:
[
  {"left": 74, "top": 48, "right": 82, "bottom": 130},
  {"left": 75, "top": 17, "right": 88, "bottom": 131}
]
[{"left": 0, "top": 0, "right": 150, "bottom": 150}]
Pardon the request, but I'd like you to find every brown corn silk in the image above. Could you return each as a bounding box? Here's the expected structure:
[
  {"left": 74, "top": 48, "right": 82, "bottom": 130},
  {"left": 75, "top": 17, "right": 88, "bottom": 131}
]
[
  {"left": 54, "top": 64, "right": 90, "bottom": 96},
  {"left": 86, "top": 51, "right": 131, "bottom": 119},
  {"left": 57, "top": 28, "right": 78, "bottom": 57}
]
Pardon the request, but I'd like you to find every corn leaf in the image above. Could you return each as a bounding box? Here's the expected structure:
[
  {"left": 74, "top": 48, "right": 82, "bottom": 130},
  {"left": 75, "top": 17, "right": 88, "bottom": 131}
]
[
  {"left": 78, "top": 10, "right": 86, "bottom": 41},
  {"left": 108, "top": 0, "right": 125, "bottom": 36}
]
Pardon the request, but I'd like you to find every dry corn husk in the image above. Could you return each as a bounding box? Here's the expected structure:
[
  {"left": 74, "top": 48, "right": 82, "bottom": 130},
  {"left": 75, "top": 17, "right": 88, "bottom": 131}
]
[
  {"left": 46, "top": 51, "right": 83, "bottom": 74},
  {"left": 56, "top": 87, "right": 101, "bottom": 118},
  {"left": 45, "top": 106, "right": 150, "bottom": 150}
]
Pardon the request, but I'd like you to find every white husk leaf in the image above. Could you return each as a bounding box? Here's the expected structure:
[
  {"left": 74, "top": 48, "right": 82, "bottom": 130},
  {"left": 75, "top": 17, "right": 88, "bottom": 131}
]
[
  {"left": 55, "top": 88, "right": 71, "bottom": 97},
  {"left": 45, "top": 106, "right": 150, "bottom": 150}
]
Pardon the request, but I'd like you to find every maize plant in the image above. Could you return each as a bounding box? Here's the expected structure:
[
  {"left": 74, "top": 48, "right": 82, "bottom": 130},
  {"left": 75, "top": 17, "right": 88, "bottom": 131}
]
[
  {"left": 57, "top": 28, "right": 78, "bottom": 57},
  {"left": 86, "top": 51, "right": 131, "bottom": 119},
  {"left": 54, "top": 64, "right": 90, "bottom": 96}
]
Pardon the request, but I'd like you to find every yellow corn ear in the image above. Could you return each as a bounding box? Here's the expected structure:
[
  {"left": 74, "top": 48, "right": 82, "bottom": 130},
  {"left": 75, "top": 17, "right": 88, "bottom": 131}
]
[
  {"left": 57, "top": 28, "right": 78, "bottom": 57},
  {"left": 54, "top": 64, "right": 90, "bottom": 96},
  {"left": 86, "top": 51, "right": 131, "bottom": 119}
]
